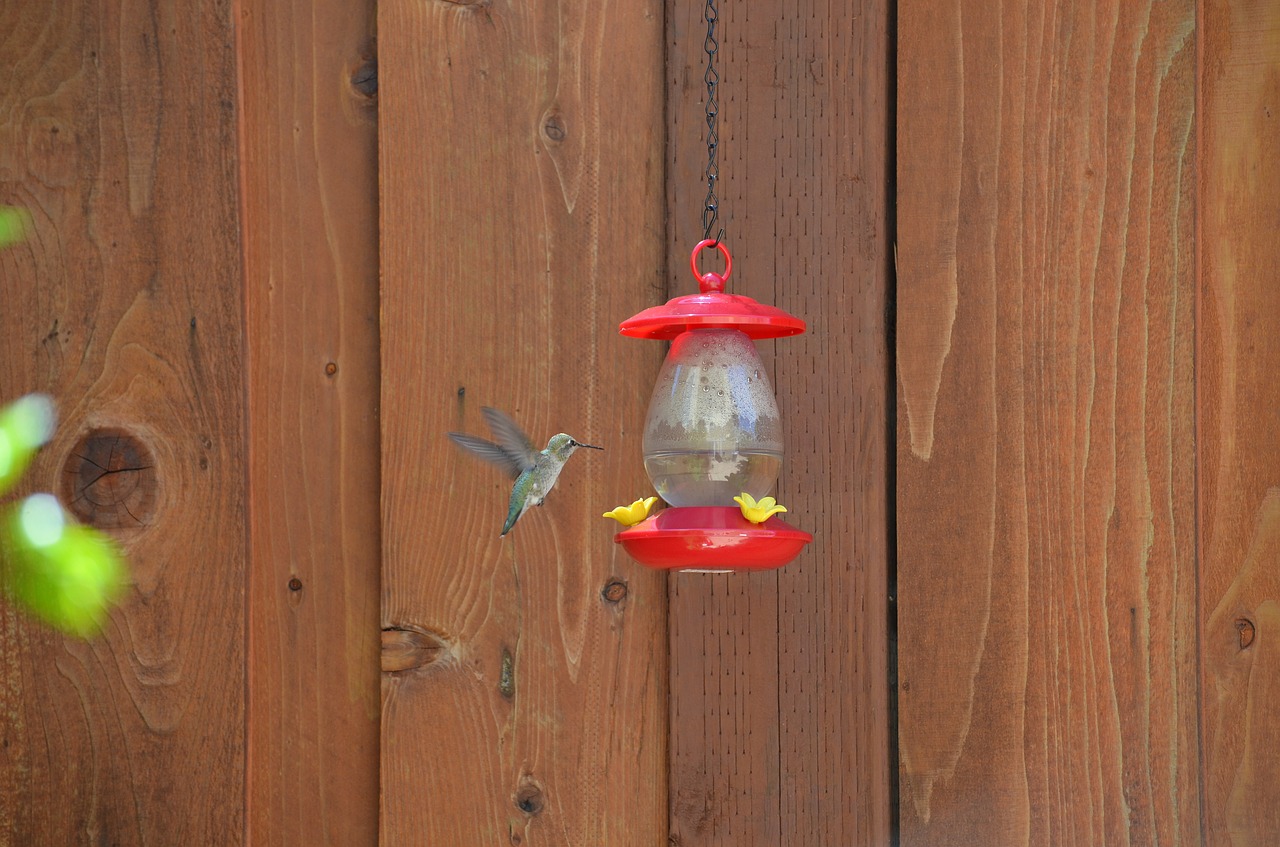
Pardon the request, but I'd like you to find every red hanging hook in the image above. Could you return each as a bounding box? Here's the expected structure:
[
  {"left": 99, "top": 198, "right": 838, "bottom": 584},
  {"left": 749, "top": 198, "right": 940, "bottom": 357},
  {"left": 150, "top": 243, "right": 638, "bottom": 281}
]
[{"left": 691, "top": 239, "right": 732, "bottom": 293}]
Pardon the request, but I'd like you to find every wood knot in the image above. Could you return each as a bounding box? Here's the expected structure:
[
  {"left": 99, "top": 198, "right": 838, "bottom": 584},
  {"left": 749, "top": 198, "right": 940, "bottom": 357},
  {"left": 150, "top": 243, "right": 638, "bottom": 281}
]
[
  {"left": 349, "top": 58, "right": 377, "bottom": 100},
  {"left": 514, "top": 776, "right": 545, "bottom": 816},
  {"left": 61, "top": 428, "right": 157, "bottom": 528},
  {"left": 542, "top": 112, "right": 567, "bottom": 143},
  {"left": 381, "top": 625, "right": 448, "bottom": 672},
  {"left": 1236, "top": 617, "right": 1256, "bottom": 650},
  {"left": 602, "top": 579, "right": 628, "bottom": 604}
]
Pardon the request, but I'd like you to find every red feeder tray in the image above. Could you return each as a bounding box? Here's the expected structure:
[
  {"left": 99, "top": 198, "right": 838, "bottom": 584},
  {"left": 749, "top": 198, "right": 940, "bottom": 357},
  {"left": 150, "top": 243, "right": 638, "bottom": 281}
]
[{"left": 615, "top": 506, "right": 813, "bottom": 572}]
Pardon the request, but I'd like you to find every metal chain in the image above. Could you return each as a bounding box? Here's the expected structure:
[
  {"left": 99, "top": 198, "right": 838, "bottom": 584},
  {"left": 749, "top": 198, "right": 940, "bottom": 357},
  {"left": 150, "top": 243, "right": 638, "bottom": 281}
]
[{"left": 701, "top": 0, "right": 723, "bottom": 244}]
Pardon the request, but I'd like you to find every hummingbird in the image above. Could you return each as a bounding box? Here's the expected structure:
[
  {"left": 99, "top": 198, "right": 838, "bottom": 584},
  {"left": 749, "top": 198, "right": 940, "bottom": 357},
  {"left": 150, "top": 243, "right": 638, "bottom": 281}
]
[{"left": 447, "top": 406, "right": 603, "bottom": 537}]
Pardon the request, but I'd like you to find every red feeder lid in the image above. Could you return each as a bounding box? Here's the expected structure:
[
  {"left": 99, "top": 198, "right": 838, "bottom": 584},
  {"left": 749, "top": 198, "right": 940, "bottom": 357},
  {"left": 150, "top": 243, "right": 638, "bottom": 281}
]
[
  {"left": 615, "top": 506, "right": 812, "bottom": 571},
  {"left": 620, "top": 241, "right": 806, "bottom": 340}
]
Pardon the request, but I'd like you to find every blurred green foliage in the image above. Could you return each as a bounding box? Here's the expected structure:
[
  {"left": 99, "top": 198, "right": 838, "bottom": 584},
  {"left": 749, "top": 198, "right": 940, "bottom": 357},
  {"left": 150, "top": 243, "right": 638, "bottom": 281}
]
[
  {"left": 0, "top": 205, "right": 32, "bottom": 249},
  {"left": 3, "top": 493, "right": 125, "bottom": 636},
  {"left": 0, "top": 395, "right": 126, "bottom": 637},
  {"left": 1, "top": 210, "right": 128, "bottom": 636},
  {"left": 0, "top": 393, "right": 55, "bottom": 492}
]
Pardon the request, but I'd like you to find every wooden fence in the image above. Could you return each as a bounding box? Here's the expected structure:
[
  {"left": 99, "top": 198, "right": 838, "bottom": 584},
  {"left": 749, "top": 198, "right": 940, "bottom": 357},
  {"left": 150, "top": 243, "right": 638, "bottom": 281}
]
[{"left": 0, "top": 0, "right": 1275, "bottom": 844}]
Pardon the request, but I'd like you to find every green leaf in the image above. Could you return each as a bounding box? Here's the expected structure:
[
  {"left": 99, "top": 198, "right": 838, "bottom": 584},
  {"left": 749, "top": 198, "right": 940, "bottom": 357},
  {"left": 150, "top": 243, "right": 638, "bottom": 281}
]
[
  {"left": 0, "top": 394, "right": 56, "bottom": 495},
  {"left": 2, "top": 494, "right": 126, "bottom": 637},
  {"left": 0, "top": 205, "right": 32, "bottom": 249}
]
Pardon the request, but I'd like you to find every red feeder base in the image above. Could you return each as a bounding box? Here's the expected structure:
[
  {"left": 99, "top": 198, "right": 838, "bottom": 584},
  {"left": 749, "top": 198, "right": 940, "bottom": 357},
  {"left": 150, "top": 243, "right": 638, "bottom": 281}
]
[{"left": 615, "top": 506, "right": 812, "bottom": 572}]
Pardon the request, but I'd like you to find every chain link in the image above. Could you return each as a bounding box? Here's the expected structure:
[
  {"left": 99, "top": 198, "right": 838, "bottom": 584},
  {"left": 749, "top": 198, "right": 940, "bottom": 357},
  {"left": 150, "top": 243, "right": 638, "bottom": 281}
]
[{"left": 701, "top": 0, "right": 722, "bottom": 244}]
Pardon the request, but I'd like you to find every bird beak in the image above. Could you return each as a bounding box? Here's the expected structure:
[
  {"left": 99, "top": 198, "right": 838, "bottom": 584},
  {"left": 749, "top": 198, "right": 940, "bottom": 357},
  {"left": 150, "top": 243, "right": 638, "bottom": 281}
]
[{"left": 578, "top": 442, "right": 603, "bottom": 451}]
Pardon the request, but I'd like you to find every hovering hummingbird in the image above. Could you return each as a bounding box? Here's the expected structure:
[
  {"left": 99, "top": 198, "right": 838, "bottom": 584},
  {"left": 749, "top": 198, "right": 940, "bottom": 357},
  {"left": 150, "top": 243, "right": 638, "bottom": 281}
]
[{"left": 448, "top": 406, "right": 603, "bottom": 537}]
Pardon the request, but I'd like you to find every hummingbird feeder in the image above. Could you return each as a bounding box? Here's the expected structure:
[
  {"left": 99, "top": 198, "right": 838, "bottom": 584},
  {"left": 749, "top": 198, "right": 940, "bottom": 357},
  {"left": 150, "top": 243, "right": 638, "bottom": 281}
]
[
  {"left": 612, "top": 241, "right": 813, "bottom": 571},
  {"left": 609, "top": 0, "right": 811, "bottom": 570}
]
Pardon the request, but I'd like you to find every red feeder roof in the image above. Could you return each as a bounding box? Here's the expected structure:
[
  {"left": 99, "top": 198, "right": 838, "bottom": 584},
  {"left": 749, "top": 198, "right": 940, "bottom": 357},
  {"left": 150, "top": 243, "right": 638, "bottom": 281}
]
[{"left": 619, "top": 240, "right": 806, "bottom": 341}]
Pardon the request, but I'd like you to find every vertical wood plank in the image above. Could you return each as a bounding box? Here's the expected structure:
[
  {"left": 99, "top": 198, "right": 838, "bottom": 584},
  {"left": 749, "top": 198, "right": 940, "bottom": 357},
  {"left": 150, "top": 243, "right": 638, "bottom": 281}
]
[
  {"left": 0, "top": 0, "right": 247, "bottom": 843},
  {"left": 1199, "top": 2, "right": 1280, "bottom": 843},
  {"left": 377, "top": 1, "right": 668, "bottom": 844},
  {"left": 666, "top": 3, "right": 892, "bottom": 845},
  {"left": 238, "top": 0, "right": 381, "bottom": 844},
  {"left": 896, "top": 1, "right": 1200, "bottom": 844}
]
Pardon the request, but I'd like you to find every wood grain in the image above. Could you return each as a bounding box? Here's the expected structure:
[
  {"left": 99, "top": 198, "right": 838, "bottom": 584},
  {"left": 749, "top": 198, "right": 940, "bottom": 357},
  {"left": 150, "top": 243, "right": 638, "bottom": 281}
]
[
  {"left": 238, "top": 0, "right": 381, "bottom": 843},
  {"left": 1199, "top": 2, "right": 1280, "bottom": 842},
  {"left": 897, "top": 1, "right": 1200, "bottom": 844},
  {"left": 377, "top": 1, "right": 668, "bottom": 844},
  {"left": 666, "top": 3, "right": 892, "bottom": 845},
  {"left": 0, "top": 0, "right": 247, "bottom": 843}
]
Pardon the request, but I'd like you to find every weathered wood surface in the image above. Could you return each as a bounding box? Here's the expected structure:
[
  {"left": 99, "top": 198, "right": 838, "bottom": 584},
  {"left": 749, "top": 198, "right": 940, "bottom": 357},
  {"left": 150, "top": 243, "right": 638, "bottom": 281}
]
[
  {"left": 377, "top": 1, "right": 668, "bottom": 844},
  {"left": 666, "top": 3, "right": 892, "bottom": 845},
  {"left": 897, "top": 1, "right": 1200, "bottom": 844},
  {"left": 239, "top": 0, "right": 382, "bottom": 843},
  {"left": 0, "top": 1, "right": 247, "bottom": 843},
  {"left": 1199, "top": 1, "right": 1280, "bottom": 843}
]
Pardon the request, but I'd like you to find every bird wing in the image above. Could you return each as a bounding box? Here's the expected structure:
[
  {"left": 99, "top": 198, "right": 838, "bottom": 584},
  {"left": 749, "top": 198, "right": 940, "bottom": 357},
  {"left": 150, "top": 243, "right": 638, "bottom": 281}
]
[
  {"left": 480, "top": 407, "right": 539, "bottom": 472},
  {"left": 446, "top": 407, "right": 539, "bottom": 480},
  {"left": 446, "top": 433, "right": 528, "bottom": 480}
]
